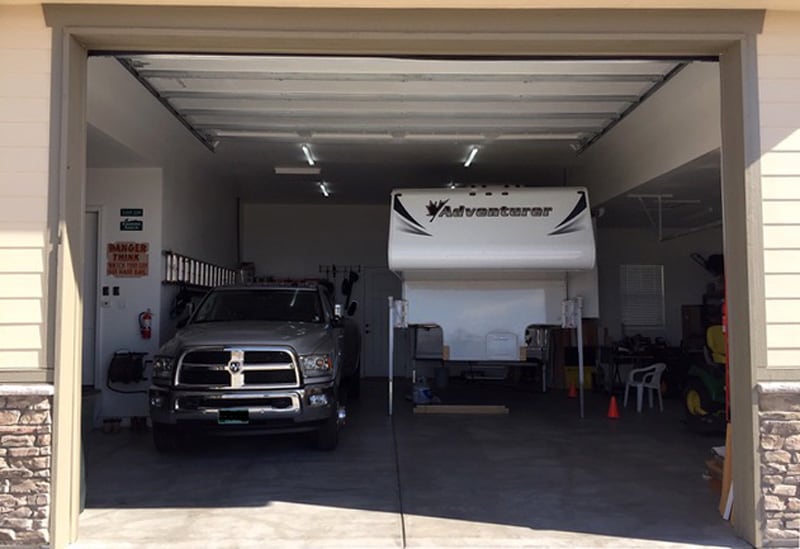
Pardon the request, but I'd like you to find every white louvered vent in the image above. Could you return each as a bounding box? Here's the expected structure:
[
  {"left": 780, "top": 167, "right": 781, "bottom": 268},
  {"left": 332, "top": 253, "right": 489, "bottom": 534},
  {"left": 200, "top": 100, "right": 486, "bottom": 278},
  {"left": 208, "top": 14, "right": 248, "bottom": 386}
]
[{"left": 620, "top": 264, "right": 665, "bottom": 328}]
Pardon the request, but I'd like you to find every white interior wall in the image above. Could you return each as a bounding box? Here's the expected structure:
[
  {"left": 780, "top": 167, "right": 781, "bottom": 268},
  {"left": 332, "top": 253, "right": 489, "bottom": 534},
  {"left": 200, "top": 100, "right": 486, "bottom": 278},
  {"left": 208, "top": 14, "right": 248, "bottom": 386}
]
[
  {"left": 241, "top": 202, "right": 390, "bottom": 278},
  {"left": 596, "top": 225, "right": 723, "bottom": 345},
  {"left": 87, "top": 57, "right": 238, "bottom": 342},
  {"left": 571, "top": 62, "right": 721, "bottom": 206},
  {"left": 86, "top": 167, "right": 162, "bottom": 422}
]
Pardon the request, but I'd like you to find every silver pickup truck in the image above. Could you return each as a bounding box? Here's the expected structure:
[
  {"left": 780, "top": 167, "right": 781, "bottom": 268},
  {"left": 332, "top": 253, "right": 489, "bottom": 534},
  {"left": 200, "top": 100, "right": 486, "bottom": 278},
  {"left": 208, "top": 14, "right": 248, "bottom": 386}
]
[{"left": 148, "top": 283, "right": 360, "bottom": 451}]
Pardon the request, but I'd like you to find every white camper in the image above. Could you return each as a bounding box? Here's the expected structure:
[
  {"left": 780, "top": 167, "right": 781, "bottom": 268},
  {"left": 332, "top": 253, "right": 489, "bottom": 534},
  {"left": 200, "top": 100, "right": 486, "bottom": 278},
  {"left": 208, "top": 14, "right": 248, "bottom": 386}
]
[{"left": 388, "top": 186, "right": 598, "bottom": 366}]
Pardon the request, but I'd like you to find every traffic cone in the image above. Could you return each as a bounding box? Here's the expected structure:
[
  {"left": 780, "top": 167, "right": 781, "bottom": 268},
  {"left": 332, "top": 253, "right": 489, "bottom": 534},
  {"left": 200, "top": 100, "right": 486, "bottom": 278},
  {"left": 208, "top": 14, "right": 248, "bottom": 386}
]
[
  {"left": 567, "top": 380, "right": 578, "bottom": 398},
  {"left": 607, "top": 396, "right": 620, "bottom": 419}
]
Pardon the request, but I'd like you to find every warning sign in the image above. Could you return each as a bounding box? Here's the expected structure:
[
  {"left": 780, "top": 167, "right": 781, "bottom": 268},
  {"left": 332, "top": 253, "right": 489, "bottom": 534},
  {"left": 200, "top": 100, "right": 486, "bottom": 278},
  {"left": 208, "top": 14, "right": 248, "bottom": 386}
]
[{"left": 107, "top": 242, "right": 149, "bottom": 277}]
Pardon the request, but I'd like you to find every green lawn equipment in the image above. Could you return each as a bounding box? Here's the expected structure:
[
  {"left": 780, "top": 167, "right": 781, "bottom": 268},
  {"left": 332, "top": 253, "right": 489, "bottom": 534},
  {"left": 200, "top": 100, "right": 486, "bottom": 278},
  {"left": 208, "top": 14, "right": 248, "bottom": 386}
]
[{"left": 683, "top": 325, "right": 727, "bottom": 432}]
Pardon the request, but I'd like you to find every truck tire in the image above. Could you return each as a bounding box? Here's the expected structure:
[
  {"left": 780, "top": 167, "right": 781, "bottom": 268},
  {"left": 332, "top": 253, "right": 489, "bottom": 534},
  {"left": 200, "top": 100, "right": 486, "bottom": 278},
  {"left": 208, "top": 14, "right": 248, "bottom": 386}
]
[
  {"left": 152, "top": 423, "right": 179, "bottom": 453},
  {"left": 315, "top": 417, "right": 339, "bottom": 451}
]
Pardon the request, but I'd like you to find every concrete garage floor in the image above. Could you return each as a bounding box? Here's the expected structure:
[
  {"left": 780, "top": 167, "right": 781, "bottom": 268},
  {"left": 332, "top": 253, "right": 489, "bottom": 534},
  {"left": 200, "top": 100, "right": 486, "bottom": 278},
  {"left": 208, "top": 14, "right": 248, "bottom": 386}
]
[{"left": 77, "top": 380, "right": 747, "bottom": 548}]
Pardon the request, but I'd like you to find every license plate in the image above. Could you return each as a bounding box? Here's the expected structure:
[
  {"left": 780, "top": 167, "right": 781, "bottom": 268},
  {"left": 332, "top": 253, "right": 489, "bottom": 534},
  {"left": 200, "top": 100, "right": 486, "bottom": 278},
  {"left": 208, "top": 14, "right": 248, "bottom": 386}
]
[{"left": 218, "top": 409, "right": 249, "bottom": 424}]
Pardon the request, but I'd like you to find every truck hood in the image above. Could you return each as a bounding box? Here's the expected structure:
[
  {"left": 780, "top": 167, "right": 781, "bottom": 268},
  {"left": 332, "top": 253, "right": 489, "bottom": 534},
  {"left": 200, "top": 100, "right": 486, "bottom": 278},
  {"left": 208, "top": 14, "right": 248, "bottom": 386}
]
[{"left": 161, "top": 321, "right": 331, "bottom": 356}]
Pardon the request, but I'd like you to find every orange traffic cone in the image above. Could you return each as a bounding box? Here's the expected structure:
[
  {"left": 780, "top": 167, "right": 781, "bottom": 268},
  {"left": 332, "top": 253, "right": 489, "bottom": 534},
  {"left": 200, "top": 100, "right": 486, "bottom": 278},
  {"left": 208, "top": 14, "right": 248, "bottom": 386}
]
[
  {"left": 607, "top": 396, "right": 620, "bottom": 419},
  {"left": 567, "top": 381, "right": 578, "bottom": 398}
]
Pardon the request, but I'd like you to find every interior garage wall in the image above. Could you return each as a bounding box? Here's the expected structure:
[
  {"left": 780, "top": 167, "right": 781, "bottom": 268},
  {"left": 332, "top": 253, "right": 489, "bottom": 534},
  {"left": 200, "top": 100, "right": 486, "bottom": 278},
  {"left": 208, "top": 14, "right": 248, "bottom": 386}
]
[
  {"left": 241, "top": 202, "right": 389, "bottom": 279},
  {"left": 596, "top": 225, "right": 722, "bottom": 345},
  {"left": 86, "top": 167, "right": 162, "bottom": 421},
  {"left": 572, "top": 62, "right": 721, "bottom": 206},
  {"left": 0, "top": 5, "right": 52, "bottom": 378},
  {"left": 87, "top": 57, "right": 238, "bottom": 342}
]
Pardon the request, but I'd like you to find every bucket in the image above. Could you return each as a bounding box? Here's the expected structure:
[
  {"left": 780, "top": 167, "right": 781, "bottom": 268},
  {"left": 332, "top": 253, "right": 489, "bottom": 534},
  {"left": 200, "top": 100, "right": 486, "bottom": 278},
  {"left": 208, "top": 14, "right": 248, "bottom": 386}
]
[{"left": 564, "top": 366, "right": 595, "bottom": 390}]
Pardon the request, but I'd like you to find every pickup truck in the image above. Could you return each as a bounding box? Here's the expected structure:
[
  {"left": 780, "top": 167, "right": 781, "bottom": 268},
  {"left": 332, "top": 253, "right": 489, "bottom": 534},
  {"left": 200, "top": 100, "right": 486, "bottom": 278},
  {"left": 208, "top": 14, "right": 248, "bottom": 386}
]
[{"left": 148, "top": 283, "right": 360, "bottom": 451}]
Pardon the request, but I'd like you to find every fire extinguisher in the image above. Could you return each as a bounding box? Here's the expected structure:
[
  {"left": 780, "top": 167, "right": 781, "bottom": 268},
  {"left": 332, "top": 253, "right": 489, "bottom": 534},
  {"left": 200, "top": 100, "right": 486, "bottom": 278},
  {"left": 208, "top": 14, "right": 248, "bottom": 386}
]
[{"left": 138, "top": 308, "right": 153, "bottom": 340}]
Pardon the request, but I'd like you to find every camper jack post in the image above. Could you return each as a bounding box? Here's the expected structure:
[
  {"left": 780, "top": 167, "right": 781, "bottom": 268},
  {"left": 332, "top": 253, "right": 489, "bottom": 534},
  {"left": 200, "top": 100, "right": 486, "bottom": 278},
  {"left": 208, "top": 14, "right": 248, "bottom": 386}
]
[
  {"left": 388, "top": 296, "right": 394, "bottom": 417},
  {"left": 563, "top": 297, "right": 585, "bottom": 418}
]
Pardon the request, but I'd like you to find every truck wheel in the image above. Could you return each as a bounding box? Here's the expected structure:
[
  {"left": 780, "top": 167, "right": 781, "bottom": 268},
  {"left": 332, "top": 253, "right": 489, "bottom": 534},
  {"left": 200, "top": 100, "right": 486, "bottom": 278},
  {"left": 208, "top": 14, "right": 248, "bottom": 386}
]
[
  {"left": 315, "top": 417, "right": 339, "bottom": 451},
  {"left": 152, "top": 424, "right": 179, "bottom": 453}
]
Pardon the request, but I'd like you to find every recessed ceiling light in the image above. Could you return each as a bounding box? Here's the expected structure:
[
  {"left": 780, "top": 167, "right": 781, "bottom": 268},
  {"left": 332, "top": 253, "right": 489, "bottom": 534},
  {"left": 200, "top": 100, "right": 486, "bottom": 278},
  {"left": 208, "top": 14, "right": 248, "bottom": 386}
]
[
  {"left": 464, "top": 146, "right": 479, "bottom": 168},
  {"left": 302, "top": 144, "right": 315, "bottom": 166}
]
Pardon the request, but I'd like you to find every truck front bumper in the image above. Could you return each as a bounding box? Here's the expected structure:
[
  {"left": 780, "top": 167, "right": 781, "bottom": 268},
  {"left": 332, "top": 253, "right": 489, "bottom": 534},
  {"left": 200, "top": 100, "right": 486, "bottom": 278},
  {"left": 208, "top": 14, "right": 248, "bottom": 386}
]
[{"left": 149, "top": 382, "right": 337, "bottom": 434}]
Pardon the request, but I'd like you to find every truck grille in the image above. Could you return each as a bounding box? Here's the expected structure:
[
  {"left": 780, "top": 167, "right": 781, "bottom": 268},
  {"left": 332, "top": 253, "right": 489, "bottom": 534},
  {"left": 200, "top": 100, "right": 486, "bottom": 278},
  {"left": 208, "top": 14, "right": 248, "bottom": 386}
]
[{"left": 176, "top": 347, "right": 300, "bottom": 389}]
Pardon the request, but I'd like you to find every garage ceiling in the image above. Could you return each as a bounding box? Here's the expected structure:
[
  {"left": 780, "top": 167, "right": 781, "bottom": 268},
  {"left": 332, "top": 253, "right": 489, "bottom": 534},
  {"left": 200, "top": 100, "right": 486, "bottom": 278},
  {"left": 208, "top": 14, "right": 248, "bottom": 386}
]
[{"left": 113, "top": 54, "right": 689, "bottom": 204}]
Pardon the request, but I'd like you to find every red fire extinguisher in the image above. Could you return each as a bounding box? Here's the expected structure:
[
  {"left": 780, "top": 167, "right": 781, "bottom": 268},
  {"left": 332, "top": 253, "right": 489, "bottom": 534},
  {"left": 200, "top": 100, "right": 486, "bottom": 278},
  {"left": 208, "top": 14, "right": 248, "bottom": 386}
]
[{"left": 138, "top": 309, "right": 153, "bottom": 340}]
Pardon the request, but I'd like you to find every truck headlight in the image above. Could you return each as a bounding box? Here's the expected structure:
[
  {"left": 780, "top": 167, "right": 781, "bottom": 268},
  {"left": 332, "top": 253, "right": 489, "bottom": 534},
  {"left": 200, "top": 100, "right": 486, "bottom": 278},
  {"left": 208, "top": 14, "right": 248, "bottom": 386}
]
[
  {"left": 152, "top": 356, "right": 175, "bottom": 385},
  {"left": 300, "top": 354, "right": 333, "bottom": 378}
]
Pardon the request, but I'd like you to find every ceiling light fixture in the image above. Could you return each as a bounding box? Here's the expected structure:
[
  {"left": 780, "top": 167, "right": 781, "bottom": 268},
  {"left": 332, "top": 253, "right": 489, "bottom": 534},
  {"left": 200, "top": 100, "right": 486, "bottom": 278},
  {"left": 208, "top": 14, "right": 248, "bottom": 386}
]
[
  {"left": 464, "top": 147, "right": 479, "bottom": 168},
  {"left": 274, "top": 166, "right": 321, "bottom": 175},
  {"left": 319, "top": 182, "right": 330, "bottom": 198},
  {"left": 302, "top": 144, "right": 315, "bottom": 166}
]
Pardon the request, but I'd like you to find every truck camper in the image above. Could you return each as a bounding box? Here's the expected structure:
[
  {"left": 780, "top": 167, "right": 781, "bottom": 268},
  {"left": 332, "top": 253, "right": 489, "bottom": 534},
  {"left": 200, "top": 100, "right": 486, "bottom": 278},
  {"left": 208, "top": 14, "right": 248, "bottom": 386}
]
[{"left": 388, "top": 186, "right": 599, "bottom": 381}]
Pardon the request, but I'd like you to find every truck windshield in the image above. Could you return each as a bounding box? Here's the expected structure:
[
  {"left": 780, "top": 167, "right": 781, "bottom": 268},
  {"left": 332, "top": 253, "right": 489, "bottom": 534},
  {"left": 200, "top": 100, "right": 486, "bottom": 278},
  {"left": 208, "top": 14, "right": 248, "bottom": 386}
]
[{"left": 192, "top": 289, "right": 324, "bottom": 324}]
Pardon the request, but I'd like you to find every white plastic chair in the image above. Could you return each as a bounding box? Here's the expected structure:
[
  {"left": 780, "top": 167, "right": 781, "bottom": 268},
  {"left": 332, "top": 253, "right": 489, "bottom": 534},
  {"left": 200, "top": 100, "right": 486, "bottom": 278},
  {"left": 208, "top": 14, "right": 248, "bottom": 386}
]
[{"left": 623, "top": 362, "right": 666, "bottom": 413}]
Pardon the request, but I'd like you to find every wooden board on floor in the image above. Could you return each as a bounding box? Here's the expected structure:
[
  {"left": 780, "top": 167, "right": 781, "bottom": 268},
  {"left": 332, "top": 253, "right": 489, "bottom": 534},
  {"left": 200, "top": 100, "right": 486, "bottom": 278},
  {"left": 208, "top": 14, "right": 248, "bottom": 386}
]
[
  {"left": 719, "top": 423, "right": 733, "bottom": 519},
  {"left": 413, "top": 405, "right": 509, "bottom": 415}
]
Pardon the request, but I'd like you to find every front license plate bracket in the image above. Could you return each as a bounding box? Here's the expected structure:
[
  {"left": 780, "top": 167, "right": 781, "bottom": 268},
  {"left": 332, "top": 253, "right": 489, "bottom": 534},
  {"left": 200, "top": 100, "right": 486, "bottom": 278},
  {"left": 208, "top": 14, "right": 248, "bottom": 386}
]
[{"left": 218, "top": 409, "right": 249, "bottom": 424}]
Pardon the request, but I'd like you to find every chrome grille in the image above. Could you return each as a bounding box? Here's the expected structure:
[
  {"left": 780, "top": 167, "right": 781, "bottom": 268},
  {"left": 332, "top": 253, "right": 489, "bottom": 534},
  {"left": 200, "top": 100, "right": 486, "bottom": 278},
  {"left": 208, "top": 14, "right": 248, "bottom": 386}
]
[{"left": 176, "top": 347, "right": 299, "bottom": 389}]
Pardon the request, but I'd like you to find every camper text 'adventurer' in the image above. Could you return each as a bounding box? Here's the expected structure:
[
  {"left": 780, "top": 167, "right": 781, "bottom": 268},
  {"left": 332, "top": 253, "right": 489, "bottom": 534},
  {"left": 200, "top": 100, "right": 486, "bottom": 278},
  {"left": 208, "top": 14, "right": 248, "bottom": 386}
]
[{"left": 426, "top": 200, "right": 553, "bottom": 222}]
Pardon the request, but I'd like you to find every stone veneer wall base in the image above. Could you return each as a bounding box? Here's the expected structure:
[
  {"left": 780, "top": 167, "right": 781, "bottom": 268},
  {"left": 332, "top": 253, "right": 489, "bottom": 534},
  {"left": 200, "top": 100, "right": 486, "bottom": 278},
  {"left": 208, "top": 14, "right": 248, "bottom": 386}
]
[
  {"left": 758, "top": 382, "right": 800, "bottom": 547},
  {"left": 0, "top": 384, "right": 54, "bottom": 547}
]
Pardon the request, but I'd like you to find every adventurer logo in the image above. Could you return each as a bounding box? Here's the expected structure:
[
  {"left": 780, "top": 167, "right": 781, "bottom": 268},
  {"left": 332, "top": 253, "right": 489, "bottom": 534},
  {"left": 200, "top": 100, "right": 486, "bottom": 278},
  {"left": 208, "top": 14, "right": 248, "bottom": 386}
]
[
  {"left": 425, "top": 199, "right": 553, "bottom": 223},
  {"left": 392, "top": 190, "right": 586, "bottom": 238}
]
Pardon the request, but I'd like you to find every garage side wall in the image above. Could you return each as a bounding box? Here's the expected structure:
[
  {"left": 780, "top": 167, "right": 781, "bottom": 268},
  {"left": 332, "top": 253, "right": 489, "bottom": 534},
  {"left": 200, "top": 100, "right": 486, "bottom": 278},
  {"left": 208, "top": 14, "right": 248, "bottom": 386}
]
[
  {"left": 757, "top": 10, "right": 800, "bottom": 547},
  {"left": 87, "top": 59, "right": 238, "bottom": 343}
]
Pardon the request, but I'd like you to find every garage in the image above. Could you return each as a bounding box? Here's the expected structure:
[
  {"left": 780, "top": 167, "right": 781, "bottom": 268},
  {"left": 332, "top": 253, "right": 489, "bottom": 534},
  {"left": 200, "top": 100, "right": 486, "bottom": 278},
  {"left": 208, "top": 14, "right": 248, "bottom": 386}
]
[
  {"left": 71, "top": 44, "right": 740, "bottom": 548},
  {"left": 5, "top": 4, "right": 797, "bottom": 549}
]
